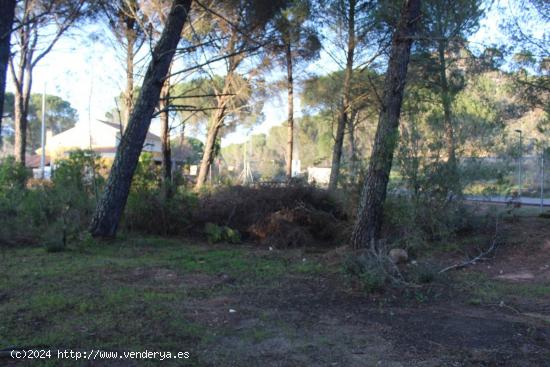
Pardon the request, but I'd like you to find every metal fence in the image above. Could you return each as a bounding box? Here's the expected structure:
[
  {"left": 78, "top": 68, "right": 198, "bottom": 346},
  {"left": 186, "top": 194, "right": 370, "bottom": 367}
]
[{"left": 460, "top": 151, "right": 549, "bottom": 206}]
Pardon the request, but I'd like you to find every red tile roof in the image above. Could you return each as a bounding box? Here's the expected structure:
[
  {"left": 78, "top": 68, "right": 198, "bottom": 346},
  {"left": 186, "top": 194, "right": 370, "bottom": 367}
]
[{"left": 26, "top": 154, "right": 51, "bottom": 168}]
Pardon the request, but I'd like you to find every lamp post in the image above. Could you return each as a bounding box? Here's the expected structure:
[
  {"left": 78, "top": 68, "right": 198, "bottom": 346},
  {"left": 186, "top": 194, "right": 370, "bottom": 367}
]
[
  {"left": 515, "top": 129, "right": 522, "bottom": 201},
  {"left": 40, "top": 83, "right": 47, "bottom": 179}
]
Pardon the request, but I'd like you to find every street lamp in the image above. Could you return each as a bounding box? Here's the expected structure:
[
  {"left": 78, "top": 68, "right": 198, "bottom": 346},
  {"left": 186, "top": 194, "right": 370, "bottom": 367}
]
[
  {"left": 515, "top": 129, "right": 522, "bottom": 201},
  {"left": 40, "top": 83, "right": 47, "bottom": 179}
]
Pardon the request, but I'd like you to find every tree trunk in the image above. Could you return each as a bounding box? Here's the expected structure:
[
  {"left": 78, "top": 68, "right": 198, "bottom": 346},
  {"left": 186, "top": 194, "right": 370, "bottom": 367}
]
[
  {"left": 14, "top": 51, "right": 32, "bottom": 164},
  {"left": 285, "top": 43, "right": 294, "bottom": 179},
  {"left": 328, "top": 0, "right": 356, "bottom": 191},
  {"left": 160, "top": 75, "right": 172, "bottom": 185},
  {"left": 437, "top": 43, "right": 459, "bottom": 192},
  {"left": 195, "top": 27, "right": 240, "bottom": 190},
  {"left": 0, "top": 0, "right": 16, "bottom": 147},
  {"left": 195, "top": 103, "right": 226, "bottom": 189},
  {"left": 350, "top": 0, "right": 421, "bottom": 250},
  {"left": 13, "top": 88, "right": 26, "bottom": 162},
  {"left": 348, "top": 108, "right": 358, "bottom": 183},
  {"left": 123, "top": 20, "right": 136, "bottom": 129},
  {"left": 89, "top": 0, "right": 192, "bottom": 238}
]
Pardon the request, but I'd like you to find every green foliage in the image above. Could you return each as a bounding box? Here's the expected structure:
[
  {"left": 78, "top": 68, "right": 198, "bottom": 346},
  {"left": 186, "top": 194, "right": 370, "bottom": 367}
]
[
  {"left": 43, "top": 237, "right": 67, "bottom": 253},
  {"left": 409, "top": 262, "right": 438, "bottom": 284},
  {"left": 124, "top": 188, "right": 197, "bottom": 236},
  {"left": 383, "top": 195, "right": 470, "bottom": 253},
  {"left": 0, "top": 156, "right": 29, "bottom": 190},
  {"left": 204, "top": 223, "right": 241, "bottom": 244},
  {"left": 53, "top": 150, "right": 104, "bottom": 194},
  {"left": 0, "top": 151, "right": 102, "bottom": 246},
  {"left": 172, "top": 74, "right": 262, "bottom": 137},
  {"left": 123, "top": 153, "right": 197, "bottom": 235},
  {"left": 343, "top": 254, "right": 387, "bottom": 293}
]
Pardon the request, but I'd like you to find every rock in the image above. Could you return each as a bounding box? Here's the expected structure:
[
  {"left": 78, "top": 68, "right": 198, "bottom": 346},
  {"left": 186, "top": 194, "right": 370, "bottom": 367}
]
[{"left": 389, "top": 248, "right": 408, "bottom": 264}]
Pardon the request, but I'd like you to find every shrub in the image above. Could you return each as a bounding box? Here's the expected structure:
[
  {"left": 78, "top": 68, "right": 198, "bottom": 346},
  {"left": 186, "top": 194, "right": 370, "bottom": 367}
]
[
  {"left": 0, "top": 151, "right": 102, "bottom": 246},
  {"left": 193, "top": 184, "right": 347, "bottom": 247},
  {"left": 408, "top": 261, "right": 438, "bottom": 284},
  {"left": 381, "top": 190, "right": 472, "bottom": 255},
  {"left": 204, "top": 223, "right": 241, "bottom": 244},
  {"left": 123, "top": 154, "right": 197, "bottom": 235},
  {"left": 343, "top": 253, "right": 388, "bottom": 293},
  {"left": 0, "top": 156, "right": 29, "bottom": 190},
  {"left": 124, "top": 187, "right": 196, "bottom": 235},
  {"left": 53, "top": 150, "right": 104, "bottom": 195}
]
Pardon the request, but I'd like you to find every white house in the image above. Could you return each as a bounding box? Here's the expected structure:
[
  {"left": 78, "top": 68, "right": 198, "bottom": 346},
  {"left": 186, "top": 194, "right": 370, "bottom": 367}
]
[
  {"left": 35, "top": 120, "right": 162, "bottom": 161},
  {"left": 307, "top": 167, "right": 331, "bottom": 186}
]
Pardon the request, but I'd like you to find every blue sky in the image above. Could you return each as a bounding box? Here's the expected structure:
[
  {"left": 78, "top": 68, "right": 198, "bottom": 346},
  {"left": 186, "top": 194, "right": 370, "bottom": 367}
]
[{"left": 5, "top": 0, "right": 533, "bottom": 147}]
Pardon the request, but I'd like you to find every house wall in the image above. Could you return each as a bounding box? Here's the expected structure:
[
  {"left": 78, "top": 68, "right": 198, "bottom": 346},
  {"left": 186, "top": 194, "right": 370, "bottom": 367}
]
[{"left": 37, "top": 121, "right": 162, "bottom": 160}]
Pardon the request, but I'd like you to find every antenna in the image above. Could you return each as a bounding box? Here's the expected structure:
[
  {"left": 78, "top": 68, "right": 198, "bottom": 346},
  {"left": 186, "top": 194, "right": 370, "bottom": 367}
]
[{"left": 238, "top": 138, "right": 254, "bottom": 185}]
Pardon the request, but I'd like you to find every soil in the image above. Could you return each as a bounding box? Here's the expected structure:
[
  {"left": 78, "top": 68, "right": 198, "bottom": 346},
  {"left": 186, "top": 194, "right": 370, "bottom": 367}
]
[{"left": 183, "top": 216, "right": 550, "bottom": 366}]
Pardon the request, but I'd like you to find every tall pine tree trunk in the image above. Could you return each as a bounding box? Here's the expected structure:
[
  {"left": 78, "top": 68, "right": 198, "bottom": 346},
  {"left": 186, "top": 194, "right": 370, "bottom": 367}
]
[
  {"left": 328, "top": 0, "right": 356, "bottom": 190},
  {"left": 123, "top": 22, "right": 136, "bottom": 129},
  {"left": 90, "top": 0, "right": 192, "bottom": 238},
  {"left": 11, "top": 19, "right": 34, "bottom": 164},
  {"left": 195, "top": 102, "right": 226, "bottom": 189},
  {"left": 351, "top": 0, "right": 421, "bottom": 250},
  {"left": 0, "top": 0, "right": 16, "bottom": 147},
  {"left": 285, "top": 43, "right": 294, "bottom": 179},
  {"left": 195, "top": 28, "right": 240, "bottom": 190},
  {"left": 160, "top": 75, "right": 172, "bottom": 185},
  {"left": 14, "top": 55, "right": 32, "bottom": 164},
  {"left": 437, "top": 43, "right": 459, "bottom": 193}
]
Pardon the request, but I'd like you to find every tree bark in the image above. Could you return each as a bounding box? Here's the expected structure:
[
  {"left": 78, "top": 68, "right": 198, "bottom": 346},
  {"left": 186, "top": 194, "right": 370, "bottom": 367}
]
[
  {"left": 351, "top": 0, "right": 421, "bottom": 250},
  {"left": 328, "top": 0, "right": 356, "bottom": 191},
  {"left": 12, "top": 21, "right": 34, "bottom": 164},
  {"left": 195, "top": 102, "right": 226, "bottom": 189},
  {"left": 194, "top": 25, "right": 241, "bottom": 190},
  {"left": 437, "top": 43, "right": 459, "bottom": 191},
  {"left": 0, "top": 0, "right": 16, "bottom": 147},
  {"left": 123, "top": 11, "right": 136, "bottom": 129},
  {"left": 90, "top": 0, "right": 192, "bottom": 238},
  {"left": 285, "top": 43, "right": 294, "bottom": 179},
  {"left": 160, "top": 75, "right": 172, "bottom": 185},
  {"left": 348, "top": 108, "right": 358, "bottom": 183}
]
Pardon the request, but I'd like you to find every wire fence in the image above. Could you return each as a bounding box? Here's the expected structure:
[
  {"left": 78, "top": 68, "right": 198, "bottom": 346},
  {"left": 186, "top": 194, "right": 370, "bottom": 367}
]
[{"left": 461, "top": 153, "right": 549, "bottom": 199}]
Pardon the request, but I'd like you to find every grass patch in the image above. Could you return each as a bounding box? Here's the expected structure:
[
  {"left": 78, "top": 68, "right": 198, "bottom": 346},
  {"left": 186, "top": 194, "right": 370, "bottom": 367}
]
[
  {"left": 458, "top": 272, "right": 550, "bottom": 304},
  {"left": 0, "top": 234, "right": 329, "bottom": 365}
]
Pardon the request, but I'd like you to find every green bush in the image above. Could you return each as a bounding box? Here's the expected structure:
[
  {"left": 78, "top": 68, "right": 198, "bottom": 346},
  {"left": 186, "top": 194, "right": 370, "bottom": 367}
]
[
  {"left": 343, "top": 254, "right": 388, "bottom": 293},
  {"left": 123, "top": 153, "right": 197, "bottom": 235},
  {"left": 204, "top": 223, "right": 241, "bottom": 244},
  {"left": 383, "top": 196, "right": 470, "bottom": 252},
  {"left": 0, "top": 156, "right": 29, "bottom": 190},
  {"left": 0, "top": 151, "right": 101, "bottom": 246},
  {"left": 408, "top": 262, "right": 438, "bottom": 284},
  {"left": 124, "top": 187, "right": 196, "bottom": 235}
]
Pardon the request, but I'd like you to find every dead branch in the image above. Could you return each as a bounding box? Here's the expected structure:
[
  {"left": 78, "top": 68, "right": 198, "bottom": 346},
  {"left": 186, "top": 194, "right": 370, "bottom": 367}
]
[{"left": 439, "top": 217, "right": 501, "bottom": 274}]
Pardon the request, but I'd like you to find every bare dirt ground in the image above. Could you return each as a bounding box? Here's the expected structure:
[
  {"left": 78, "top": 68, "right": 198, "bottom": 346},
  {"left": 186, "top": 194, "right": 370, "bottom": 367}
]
[{"left": 184, "top": 215, "right": 550, "bottom": 366}]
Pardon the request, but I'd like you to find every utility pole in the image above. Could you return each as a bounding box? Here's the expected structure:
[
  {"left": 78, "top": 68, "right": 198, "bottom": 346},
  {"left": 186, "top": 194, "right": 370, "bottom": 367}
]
[
  {"left": 515, "top": 129, "right": 522, "bottom": 201},
  {"left": 40, "top": 83, "right": 46, "bottom": 179}
]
